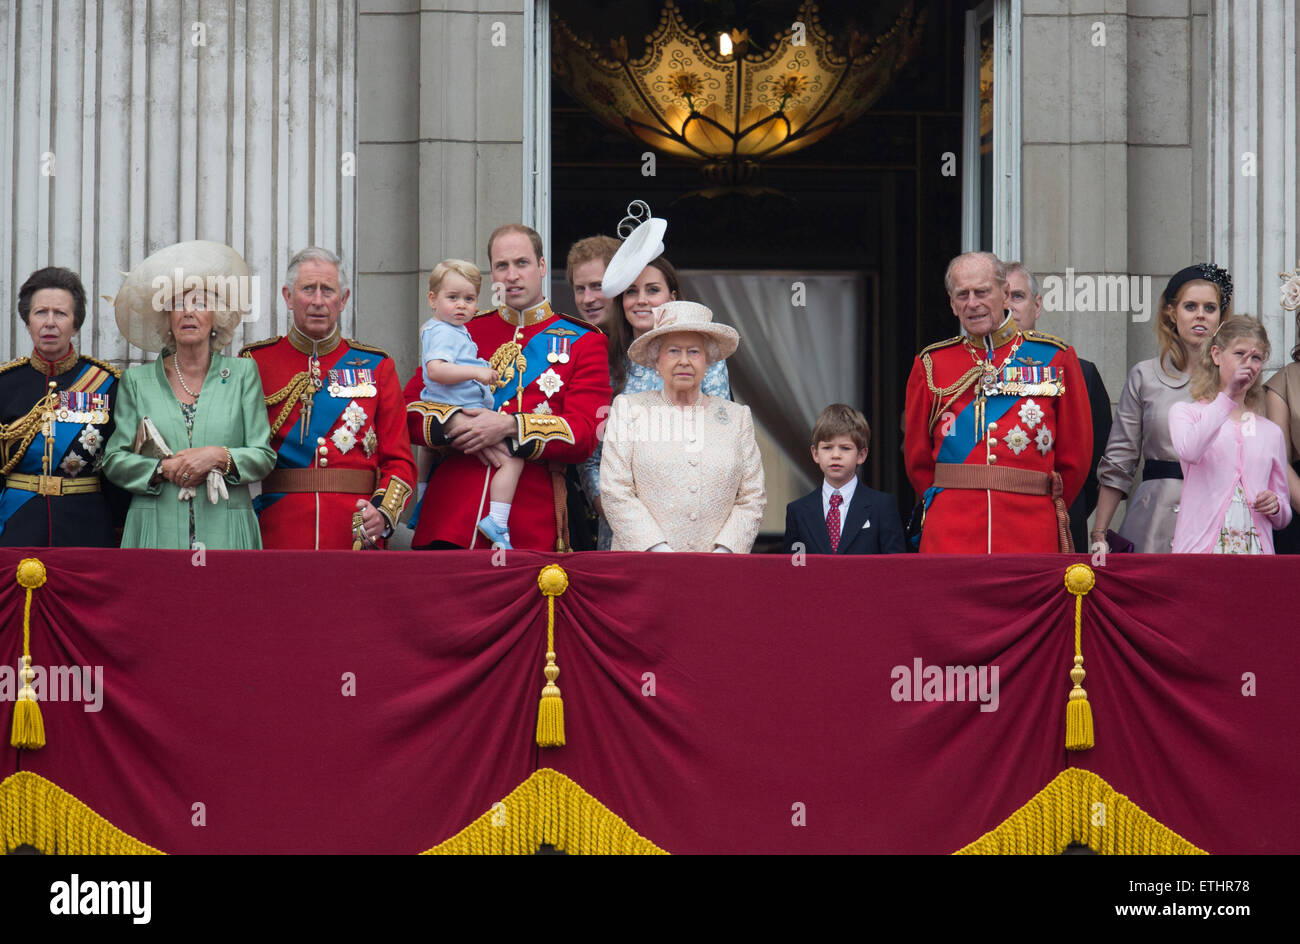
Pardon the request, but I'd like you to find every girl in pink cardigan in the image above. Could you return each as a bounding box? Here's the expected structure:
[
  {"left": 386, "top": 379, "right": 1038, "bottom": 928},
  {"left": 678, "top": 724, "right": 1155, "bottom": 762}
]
[{"left": 1169, "top": 316, "right": 1292, "bottom": 553}]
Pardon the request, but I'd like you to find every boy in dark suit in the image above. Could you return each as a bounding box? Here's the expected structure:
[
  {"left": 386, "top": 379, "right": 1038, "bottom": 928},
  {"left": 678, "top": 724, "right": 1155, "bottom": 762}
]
[{"left": 782, "top": 404, "right": 906, "bottom": 555}]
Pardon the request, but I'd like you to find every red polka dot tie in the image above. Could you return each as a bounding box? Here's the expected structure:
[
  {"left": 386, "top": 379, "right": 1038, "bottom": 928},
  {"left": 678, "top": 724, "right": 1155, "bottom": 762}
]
[{"left": 828, "top": 492, "right": 843, "bottom": 553}]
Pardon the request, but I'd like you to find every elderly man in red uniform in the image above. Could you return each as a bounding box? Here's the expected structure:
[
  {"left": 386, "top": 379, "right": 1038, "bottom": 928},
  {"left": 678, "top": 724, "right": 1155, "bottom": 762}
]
[
  {"left": 904, "top": 251, "right": 1091, "bottom": 552},
  {"left": 241, "top": 247, "right": 415, "bottom": 548},
  {"left": 406, "top": 224, "right": 610, "bottom": 550}
]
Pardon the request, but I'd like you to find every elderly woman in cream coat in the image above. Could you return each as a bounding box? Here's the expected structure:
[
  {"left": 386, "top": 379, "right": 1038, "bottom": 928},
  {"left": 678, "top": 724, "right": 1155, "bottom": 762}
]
[{"left": 599, "top": 301, "right": 765, "bottom": 552}]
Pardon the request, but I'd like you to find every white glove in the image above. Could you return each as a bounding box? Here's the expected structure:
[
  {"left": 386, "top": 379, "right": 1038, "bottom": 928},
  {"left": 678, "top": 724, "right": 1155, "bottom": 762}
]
[
  {"left": 205, "top": 469, "right": 230, "bottom": 504},
  {"left": 649, "top": 542, "right": 673, "bottom": 552}
]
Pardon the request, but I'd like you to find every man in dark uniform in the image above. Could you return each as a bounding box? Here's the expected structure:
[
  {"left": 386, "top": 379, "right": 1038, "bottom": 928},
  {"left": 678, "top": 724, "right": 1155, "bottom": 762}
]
[{"left": 0, "top": 267, "right": 124, "bottom": 547}]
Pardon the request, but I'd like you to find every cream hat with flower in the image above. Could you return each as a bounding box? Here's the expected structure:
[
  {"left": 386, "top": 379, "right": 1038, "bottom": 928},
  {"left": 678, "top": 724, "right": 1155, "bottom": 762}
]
[
  {"left": 114, "top": 240, "right": 251, "bottom": 352},
  {"left": 626, "top": 301, "right": 740, "bottom": 366}
]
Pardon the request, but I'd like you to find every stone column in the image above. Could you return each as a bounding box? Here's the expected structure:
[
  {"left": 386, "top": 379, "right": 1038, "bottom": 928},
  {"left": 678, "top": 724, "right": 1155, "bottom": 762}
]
[
  {"left": 0, "top": 0, "right": 358, "bottom": 364},
  {"left": 1208, "top": 0, "right": 1299, "bottom": 363}
]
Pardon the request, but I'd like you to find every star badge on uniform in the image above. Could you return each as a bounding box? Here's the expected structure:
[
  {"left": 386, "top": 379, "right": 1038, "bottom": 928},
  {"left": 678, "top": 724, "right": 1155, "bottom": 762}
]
[
  {"left": 78, "top": 426, "right": 104, "bottom": 455},
  {"left": 1003, "top": 425, "right": 1030, "bottom": 455},
  {"left": 332, "top": 426, "right": 357, "bottom": 454},
  {"left": 362, "top": 427, "right": 378, "bottom": 457},
  {"left": 534, "top": 401, "right": 553, "bottom": 415},
  {"left": 1035, "top": 425, "right": 1054, "bottom": 455},
  {"left": 342, "top": 401, "right": 368, "bottom": 433},
  {"left": 1018, "top": 399, "right": 1043, "bottom": 429},
  {"left": 536, "top": 368, "right": 564, "bottom": 399}
]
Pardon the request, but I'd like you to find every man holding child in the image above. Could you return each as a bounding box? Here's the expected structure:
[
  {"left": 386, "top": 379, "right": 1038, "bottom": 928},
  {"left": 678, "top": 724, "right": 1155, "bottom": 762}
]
[{"left": 405, "top": 224, "right": 611, "bottom": 550}]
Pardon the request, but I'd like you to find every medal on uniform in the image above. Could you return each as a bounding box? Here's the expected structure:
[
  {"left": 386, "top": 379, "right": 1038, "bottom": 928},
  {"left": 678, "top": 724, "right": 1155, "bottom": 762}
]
[
  {"left": 328, "top": 368, "right": 376, "bottom": 398},
  {"left": 56, "top": 390, "right": 108, "bottom": 424},
  {"left": 546, "top": 337, "right": 571, "bottom": 364}
]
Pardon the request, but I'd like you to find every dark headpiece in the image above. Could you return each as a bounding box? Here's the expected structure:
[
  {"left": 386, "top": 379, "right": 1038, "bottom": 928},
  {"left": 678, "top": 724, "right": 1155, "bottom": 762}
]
[{"left": 1163, "top": 263, "right": 1233, "bottom": 310}]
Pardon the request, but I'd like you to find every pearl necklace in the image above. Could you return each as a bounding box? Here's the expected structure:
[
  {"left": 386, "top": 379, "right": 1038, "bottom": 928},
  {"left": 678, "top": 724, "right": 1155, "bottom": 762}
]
[{"left": 173, "top": 356, "right": 205, "bottom": 401}]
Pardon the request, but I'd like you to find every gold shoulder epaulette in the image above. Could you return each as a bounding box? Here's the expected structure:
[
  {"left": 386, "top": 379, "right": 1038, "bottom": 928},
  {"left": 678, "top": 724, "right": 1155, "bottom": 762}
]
[
  {"left": 345, "top": 338, "right": 392, "bottom": 359},
  {"left": 919, "top": 335, "right": 963, "bottom": 357},
  {"left": 471, "top": 308, "right": 496, "bottom": 320},
  {"left": 0, "top": 357, "right": 31, "bottom": 377},
  {"left": 82, "top": 355, "right": 123, "bottom": 378},
  {"left": 238, "top": 336, "right": 282, "bottom": 358},
  {"left": 1022, "top": 329, "right": 1069, "bottom": 350}
]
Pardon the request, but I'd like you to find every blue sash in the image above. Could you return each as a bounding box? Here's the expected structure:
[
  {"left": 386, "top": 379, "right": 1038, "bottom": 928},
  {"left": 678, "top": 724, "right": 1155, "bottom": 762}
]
[
  {"left": 256, "top": 347, "right": 383, "bottom": 515},
  {"left": 491, "top": 320, "right": 592, "bottom": 411},
  {"left": 0, "top": 363, "right": 116, "bottom": 535}
]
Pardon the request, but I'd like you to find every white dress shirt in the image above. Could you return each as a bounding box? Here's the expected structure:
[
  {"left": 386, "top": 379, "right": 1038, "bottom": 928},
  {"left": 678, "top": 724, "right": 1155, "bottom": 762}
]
[{"left": 821, "top": 476, "right": 859, "bottom": 522}]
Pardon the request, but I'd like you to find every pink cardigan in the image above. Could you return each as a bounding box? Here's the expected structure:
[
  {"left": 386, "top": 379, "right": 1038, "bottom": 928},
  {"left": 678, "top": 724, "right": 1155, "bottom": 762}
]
[{"left": 1168, "top": 392, "right": 1292, "bottom": 553}]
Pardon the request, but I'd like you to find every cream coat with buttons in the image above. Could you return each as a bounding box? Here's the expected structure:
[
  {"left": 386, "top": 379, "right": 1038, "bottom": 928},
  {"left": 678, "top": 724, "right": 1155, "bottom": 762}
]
[{"left": 599, "top": 391, "right": 766, "bottom": 552}]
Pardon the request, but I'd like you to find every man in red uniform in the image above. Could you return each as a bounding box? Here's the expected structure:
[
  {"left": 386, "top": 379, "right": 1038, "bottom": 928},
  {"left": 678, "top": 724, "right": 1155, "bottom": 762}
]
[
  {"left": 904, "top": 252, "right": 1091, "bottom": 552},
  {"left": 241, "top": 247, "right": 415, "bottom": 549},
  {"left": 406, "top": 224, "right": 610, "bottom": 550}
]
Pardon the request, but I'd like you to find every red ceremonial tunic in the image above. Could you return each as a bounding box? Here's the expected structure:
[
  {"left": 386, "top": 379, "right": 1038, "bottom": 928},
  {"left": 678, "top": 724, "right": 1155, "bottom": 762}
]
[
  {"left": 241, "top": 325, "right": 416, "bottom": 549},
  {"left": 903, "top": 319, "right": 1092, "bottom": 553},
  {"left": 406, "top": 300, "right": 610, "bottom": 550}
]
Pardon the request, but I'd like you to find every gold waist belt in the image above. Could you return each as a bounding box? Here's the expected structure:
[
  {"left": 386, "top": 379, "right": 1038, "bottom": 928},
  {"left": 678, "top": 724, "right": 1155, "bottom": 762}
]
[{"left": 4, "top": 473, "right": 101, "bottom": 496}]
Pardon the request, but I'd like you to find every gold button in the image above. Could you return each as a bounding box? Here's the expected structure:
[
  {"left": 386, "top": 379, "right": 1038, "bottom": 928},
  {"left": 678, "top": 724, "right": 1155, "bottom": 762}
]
[{"left": 989, "top": 454, "right": 998, "bottom": 463}]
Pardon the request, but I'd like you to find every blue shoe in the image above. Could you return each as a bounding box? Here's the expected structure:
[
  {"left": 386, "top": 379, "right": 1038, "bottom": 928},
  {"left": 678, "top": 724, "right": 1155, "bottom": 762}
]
[{"left": 477, "top": 516, "right": 513, "bottom": 549}]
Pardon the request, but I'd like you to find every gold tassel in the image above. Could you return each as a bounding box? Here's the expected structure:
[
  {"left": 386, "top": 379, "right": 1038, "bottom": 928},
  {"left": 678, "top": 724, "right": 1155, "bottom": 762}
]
[
  {"left": 535, "top": 564, "right": 569, "bottom": 747},
  {"left": 1063, "top": 563, "right": 1095, "bottom": 751},
  {"left": 11, "top": 558, "right": 48, "bottom": 750}
]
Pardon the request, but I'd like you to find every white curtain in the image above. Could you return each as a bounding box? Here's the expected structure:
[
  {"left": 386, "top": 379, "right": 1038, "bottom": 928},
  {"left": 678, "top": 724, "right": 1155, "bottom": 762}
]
[{"left": 679, "top": 270, "right": 865, "bottom": 496}]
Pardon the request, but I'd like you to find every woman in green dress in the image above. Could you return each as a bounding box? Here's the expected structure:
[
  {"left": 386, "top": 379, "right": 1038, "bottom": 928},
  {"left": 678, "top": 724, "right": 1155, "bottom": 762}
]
[{"left": 103, "top": 241, "right": 276, "bottom": 549}]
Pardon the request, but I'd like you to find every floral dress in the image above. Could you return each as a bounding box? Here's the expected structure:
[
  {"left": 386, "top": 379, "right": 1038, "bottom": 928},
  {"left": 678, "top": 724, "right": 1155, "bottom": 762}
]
[{"left": 1214, "top": 481, "right": 1263, "bottom": 554}]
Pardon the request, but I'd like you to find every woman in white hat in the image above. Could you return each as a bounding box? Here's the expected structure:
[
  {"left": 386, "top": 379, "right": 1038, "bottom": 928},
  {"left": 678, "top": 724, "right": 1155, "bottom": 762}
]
[
  {"left": 579, "top": 212, "right": 731, "bottom": 549},
  {"left": 102, "top": 241, "right": 276, "bottom": 548},
  {"left": 599, "top": 301, "right": 765, "bottom": 552}
]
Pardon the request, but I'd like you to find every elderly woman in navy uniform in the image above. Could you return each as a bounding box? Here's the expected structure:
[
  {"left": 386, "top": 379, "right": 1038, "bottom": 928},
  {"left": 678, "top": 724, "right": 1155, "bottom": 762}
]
[{"left": 0, "top": 267, "right": 123, "bottom": 546}]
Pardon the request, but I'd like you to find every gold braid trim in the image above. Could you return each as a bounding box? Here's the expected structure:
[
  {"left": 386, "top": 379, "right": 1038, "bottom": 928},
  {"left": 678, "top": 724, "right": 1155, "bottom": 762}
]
[
  {"left": 922, "top": 352, "right": 983, "bottom": 433},
  {"left": 262, "top": 371, "right": 315, "bottom": 437},
  {"left": 954, "top": 768, "right": 1206, "bottom": 855},
  {"left": 0, "top": 388, "right": 59, "bottom": 475},
  {"left": 423, "top": 768, "right": 667, "bottom": 855},
  {"left": 0, "top": 772, "right": 164, "bottom": 854}
]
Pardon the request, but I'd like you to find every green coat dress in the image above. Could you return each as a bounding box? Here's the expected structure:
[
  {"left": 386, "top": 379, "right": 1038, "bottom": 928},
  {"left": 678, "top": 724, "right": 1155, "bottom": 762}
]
[{"left": 102, "top": 353, "right": 276, "bottom": 549}]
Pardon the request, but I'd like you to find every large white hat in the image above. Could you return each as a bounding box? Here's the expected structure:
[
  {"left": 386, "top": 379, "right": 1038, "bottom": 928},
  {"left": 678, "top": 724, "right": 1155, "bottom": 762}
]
[
  {"left": 601, "top": 215, "right": 667, "bottom": 298},
  {"left": 626, "top": 301, "right": 740, "bottom": 367},
  {"left": 114, "top": 240, "right": 251, "bottom": 352}
]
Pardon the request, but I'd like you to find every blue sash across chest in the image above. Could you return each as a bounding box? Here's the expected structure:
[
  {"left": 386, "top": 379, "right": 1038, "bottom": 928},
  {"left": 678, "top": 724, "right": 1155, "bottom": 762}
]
[
  {"left": 277, "top": 348, "right": 383, "bottom": 468},
  {"left": 491, "top": 320, "right": 592, "bottom": 411}
]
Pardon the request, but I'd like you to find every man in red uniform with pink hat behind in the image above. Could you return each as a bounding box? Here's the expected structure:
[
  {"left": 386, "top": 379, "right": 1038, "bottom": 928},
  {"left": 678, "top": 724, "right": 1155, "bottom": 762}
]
[{"left": 406, "top": 224, "right": 611, "bottom": 550}]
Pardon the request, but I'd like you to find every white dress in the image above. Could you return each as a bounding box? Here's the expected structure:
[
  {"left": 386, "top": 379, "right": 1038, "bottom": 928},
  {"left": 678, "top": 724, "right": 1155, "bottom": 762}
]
[{"left": 599, "top": 390, "right": 765, "bottom": 552}]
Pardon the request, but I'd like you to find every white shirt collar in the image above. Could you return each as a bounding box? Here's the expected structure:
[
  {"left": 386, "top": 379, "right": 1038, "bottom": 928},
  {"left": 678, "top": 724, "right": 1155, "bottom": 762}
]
[{"left": 821, "top": 477, "right": 858, "bottom": 517}]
